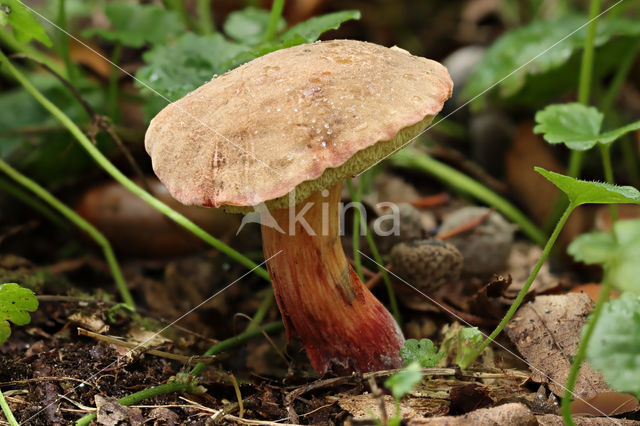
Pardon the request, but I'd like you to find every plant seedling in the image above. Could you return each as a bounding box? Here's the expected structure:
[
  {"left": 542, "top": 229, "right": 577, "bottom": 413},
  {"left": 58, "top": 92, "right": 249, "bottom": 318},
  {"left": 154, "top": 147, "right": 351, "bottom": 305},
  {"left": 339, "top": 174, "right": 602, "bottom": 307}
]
[{"left": 460, "top": 168, "right": 640, "bottom": 370}]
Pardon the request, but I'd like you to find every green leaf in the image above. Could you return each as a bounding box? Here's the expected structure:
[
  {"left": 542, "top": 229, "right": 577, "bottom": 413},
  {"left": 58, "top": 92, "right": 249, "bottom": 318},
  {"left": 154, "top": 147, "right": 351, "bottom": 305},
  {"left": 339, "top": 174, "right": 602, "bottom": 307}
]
[
  {"left": 587, "top": 293, "right": 640, "bottom": 392},
  {"left": 535, "top": 167, "right": 640, "bottom": 207},
  {"left": 0, "top": 0, "right": 51, "bottom": 46},
  {"left": 456, "top": 327, "right": 483, "bottom": 368},
  {"left": 463, "top": 16, "right": 640, "bottom": 108},
  {"left": 567, "top": 231, "right": 617, "bottom": 265},
  {"left": 568, "top": 220, "right": 640, "bottom": 294},
  {"left": 136, "top": 10, "right": 360, "bottom": 118},
  {"left": 534, "top": 103, "right": 603, "bottom": 150},
  {"left": 135, "top": 32, "right": 250, "bottom": 105},
  {"left": 223, "top": 7, "right": 284, "bottom": 45},
  {"left": 384, "top": 362, "right": 423, "bottom": 400},
  {"left": 0, "top": 283, "right": 38, "bottom": 345},
  {"left": 83, "top": 1, "right": 183, "bottom": 48},
  {"left": 534, "top": 103, "right": 640, "bottom": 150},
  {"left": 278, "top": 10, "right": 361, "bottom": 44},
  {"left": 400, "top": 338, "right": 445, "bottom": 368}
]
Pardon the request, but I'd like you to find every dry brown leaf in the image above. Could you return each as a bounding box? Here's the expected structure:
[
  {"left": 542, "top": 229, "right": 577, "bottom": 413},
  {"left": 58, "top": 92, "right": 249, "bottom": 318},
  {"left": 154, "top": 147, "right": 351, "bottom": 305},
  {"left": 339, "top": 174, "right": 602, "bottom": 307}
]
[
  {"left": 537, "top": 414, "right": 640, "bottom": 425},
  {"left": 505, "top": 294, "right": 612, "bottom": 399},
  {"left": 571, "top": 392, "right": 639, "bottom": 417},
  {"left": 95, "top": 395, "right": 144, "bottom": 426},
  {"left": 569, "top": 284, "right": 620, "bottom": 303},
  {"left": 408, "top": 402, "right": 537, "bottom": 425},
  {"left": 339, "top": 393, "right": 448, "bottom": 422}
]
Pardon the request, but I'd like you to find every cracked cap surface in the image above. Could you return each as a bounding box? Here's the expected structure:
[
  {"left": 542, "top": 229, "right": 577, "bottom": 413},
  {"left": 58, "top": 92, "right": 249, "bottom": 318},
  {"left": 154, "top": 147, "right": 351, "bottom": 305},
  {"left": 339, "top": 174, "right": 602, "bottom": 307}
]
[{"left": 145, "top": 39, "right": 453, "bottom": 212}]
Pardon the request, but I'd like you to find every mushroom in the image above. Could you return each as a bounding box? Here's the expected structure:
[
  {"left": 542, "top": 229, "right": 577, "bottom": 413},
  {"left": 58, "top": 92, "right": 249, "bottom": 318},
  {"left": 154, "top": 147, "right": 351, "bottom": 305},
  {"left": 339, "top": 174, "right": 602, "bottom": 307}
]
[{"left": 145, "top": 40, "right": 452, "bottom": 373}]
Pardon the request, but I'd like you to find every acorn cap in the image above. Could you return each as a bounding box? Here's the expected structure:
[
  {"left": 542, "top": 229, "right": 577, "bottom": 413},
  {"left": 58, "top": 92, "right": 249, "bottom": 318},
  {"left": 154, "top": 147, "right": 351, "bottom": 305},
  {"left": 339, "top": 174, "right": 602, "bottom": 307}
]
[{"left": 145, "top": 39, "right": 453, "bottom": 212}]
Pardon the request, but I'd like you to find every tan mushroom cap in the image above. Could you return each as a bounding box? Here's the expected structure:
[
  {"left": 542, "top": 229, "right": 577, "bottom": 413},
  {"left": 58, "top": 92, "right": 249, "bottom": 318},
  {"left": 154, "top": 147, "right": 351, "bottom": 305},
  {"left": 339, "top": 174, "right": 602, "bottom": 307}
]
[{"left": 145, "top": 39, "right": 453, "bottom": 212}]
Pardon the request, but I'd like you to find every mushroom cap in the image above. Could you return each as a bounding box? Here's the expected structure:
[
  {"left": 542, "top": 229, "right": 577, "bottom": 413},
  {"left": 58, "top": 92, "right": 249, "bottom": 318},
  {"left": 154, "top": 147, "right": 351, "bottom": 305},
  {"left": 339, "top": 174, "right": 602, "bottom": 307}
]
[{"left": 145, "top": 39, "right": 453, "bottom": 212}]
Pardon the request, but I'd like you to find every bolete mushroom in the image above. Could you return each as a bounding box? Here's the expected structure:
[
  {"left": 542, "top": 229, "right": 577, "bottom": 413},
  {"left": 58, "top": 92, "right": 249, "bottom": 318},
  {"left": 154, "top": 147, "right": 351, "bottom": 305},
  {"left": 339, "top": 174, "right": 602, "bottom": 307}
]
[{"left": 145, "top": 40, "right": 452, "bottom": 374}]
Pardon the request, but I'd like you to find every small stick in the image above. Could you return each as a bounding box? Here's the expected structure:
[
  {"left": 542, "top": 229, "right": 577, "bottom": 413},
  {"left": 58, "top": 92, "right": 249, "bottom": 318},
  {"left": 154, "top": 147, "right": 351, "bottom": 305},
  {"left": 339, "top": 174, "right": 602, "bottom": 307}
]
[
  {"left": 410, "top": 192, "right": 451, "bottom": 208},
  {"left": 364, "top": 264, "right": 391, "bottom": 289},
  {"left": 77, "top": 328, "right": 215, "bottom": 364},
  {"left": 436, "top": 208, "right": 494, "bottom": 240}
]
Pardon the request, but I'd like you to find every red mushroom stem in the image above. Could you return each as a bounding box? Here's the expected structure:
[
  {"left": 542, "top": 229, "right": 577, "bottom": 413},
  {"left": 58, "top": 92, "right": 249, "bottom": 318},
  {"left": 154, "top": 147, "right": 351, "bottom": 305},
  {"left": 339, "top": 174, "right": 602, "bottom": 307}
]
[{"left": 261, "top": 182, "right": 405, "bottom": 374}]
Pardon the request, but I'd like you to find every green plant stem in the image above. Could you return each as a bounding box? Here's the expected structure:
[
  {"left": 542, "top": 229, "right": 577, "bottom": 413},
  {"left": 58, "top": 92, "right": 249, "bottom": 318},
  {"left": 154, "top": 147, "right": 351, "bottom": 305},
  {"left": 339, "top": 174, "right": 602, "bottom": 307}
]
[
  {"left": 0, "top": 175, "right": 66, "bottom": 228},
  {"left": 391, "top": 150, "right": 545, "bottom": 246},
  {"left": 264, "top": 0, "right": 285, "bottom": 42},
  {"left": 196, "top": 0, "right": 215, "bottom": 34},
  {"left": 600, "top": 40, "right": 640, "bottom": 117},
  {"left": 346, "top": 179, "right": 365, "bottom": 281},
  {"left": 163, "top": 0, "right": 197, "bottom": 31},
  {"left": 56, "top": 0, "right": 77, "bottom": 82},
  {"left": 599, "top": 39, "right": 640, "bottom": 188},
  {"left": 346, "top": 179, "right": 401, "bottom": 323},
  {"left": 76, "top": 321, "right": 283, "bottom": 425},
  {"left": 599, "top": 144, "right": 618, "bottom": 223},
  {"left": 460, "top": 205, "right": 574, "bottom": 369},
  {"left": 107, "top": 42, "right": 122, "bottom": 122},
  {"left": 245, "top": 289, "right": 275, "bottom": 332},
  {"left": 0, "top": 50, "right": 270, "bottom": 282},
  {"left": 0, "top": 388, "right": 19, "bottom": 426},
  {"left": 561, "top": 277, "right": 613, "bottom": 425},
  {"left": 190, "top": 321, "right": 283, "bottom": 377},
  {"left": 0, "top": 158, "right": 135, "bottom": 309},
  {"left": 578, "top": 0, "right": 601, "bottom": 105},
  {"left": 0, "top": 31, "right": 66, "bottom": 78},
  {"left": 75, "top": 381, "right": 192, "bottom": 426},
  {"left": 565, "top": 0, "right": 601, "bottom": 180},
  {"left": 364, "top": 228, "right": 401, "bottom": 326}
]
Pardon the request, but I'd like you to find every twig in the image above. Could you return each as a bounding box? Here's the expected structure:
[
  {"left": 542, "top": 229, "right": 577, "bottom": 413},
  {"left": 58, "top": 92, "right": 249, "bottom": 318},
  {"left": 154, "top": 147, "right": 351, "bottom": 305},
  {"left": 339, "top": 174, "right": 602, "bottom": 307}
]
[
  {"left": 436, "top": 208, "right": 494, "bottom": 240},
  {"left": 228, "top": 374, "right": 244, "bottom": 418},
  {"left": 410, "top": 192, "right": 451, "bottom": 208},
  {"left": 77, "top": 328, "right": 215, "bottom": 364}
]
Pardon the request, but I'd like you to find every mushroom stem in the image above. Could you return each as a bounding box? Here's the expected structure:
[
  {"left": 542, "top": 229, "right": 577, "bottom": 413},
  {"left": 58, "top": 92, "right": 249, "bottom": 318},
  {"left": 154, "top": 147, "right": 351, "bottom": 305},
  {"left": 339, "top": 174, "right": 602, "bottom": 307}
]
[{"left": 261, "top": 182, "right": 405, "bottom": 374}]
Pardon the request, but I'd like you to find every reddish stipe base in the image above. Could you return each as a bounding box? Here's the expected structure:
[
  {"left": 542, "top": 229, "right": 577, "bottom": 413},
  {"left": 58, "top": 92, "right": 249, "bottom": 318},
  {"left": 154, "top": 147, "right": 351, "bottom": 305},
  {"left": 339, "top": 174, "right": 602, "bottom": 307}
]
[{"left": 261, "top": 182, "right": 405, "bottom": 374}]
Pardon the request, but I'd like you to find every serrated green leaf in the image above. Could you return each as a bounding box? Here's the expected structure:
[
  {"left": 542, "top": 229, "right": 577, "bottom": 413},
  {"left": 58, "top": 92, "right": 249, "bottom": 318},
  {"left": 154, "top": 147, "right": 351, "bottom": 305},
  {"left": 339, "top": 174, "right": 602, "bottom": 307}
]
[
  {"left": 567, "top": 232, "right": 617, "bottom": 265},
  {"left": 223, "top": 7, "right": 284, "bottom": 45},
  {"left": 535, "top": 167, "right": 640, "bottom": 207},
  {"left": 534, "top": 103, "right": 603, "bottom": 150},
  {"left": 568, "top": 220, "right": 640, "bottom": 294},
  {"left": 400, "top": 338, "right": 445, "bottom": 368},
  {"left": 456, "top": 327, "right": 483, "bottom": 368},
  {"left": 384, "top": 362, "right": 423, "bottom": 400},
  {"left": 534, "top": 103, "right": 640, "bottom": 150},
  {"left": 587, "top": 293, "right": 640, "bottom": 392},
  {"left": 0, "top": 0, "right": 51, "bottom": 46},
  {"left": 278, "top": 10, "right": 360, "bottom": 44},
  {"left": 0, "top": 283, "right": 38, "bottom": 345},
  {"left": 83, "top": 1, "right": 183, "bottom": 48},
  {"left": 135, "top": 32, "right": 250, "bottom": 106},
  {"left": 136, "top": 10, "right": 359, "bottom": 119},
  {"left": 463, "top": 16, "right": 640, "bottom": 108}
]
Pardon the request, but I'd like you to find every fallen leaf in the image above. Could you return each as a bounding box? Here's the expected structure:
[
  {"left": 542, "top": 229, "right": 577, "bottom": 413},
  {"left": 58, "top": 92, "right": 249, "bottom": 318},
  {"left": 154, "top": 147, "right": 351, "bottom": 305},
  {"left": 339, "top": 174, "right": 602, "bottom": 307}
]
[
  {"left": 570, "top": 391, "right": 639, "bottom": 416},
  {"left": 95, "top": 395, "right": 144, "bottom": 426},
  {"left": 537, "top": 414, "right": 640, "bottom": 425},
  {"left": 505, "top": 293, "right": 612, "bottom": 399},
  {"left": 569, "top": 283, "right": 619, "bottom": 303},
  {"left": 408, "top": 402, "right": 537, "bottom": 425}
]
